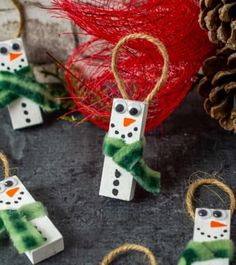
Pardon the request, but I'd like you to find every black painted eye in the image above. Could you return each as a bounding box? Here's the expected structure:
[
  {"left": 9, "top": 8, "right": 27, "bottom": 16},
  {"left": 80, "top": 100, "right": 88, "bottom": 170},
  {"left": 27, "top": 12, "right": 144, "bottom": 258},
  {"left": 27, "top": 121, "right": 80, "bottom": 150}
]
[
  {"left": 129, "top": 108, "right": 138, "bottom": 116},
  {"left": 114, "top": 100, "right": 127, "bottom": 114},
  {"left": 4, "top": 178, "right": 18, "bottom": 188},
  {"left": 129, "top": 103, "right": 141, "bottom": 116},
  {"left": 12, "top": 42, "right": 21, "bottom": 51},
  {"left": 198, "top": 209, "right": 211, "bottom": 219},
  {"left": 0, "top": 46, "right": 9, "bottom": 55},
  {"left": 116, "top": 104, "right": 124, "bottom": 112},
  {"left": 213, "top": 210, "right": 227, "bottom": 220},
  {"left": 4, "top": 180, "right": 14, "bottom": 187}
]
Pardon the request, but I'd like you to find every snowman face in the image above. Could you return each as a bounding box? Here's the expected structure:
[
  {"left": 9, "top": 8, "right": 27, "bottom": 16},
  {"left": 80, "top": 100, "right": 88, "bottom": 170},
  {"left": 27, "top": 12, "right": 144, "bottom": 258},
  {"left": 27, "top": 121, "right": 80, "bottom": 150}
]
[
  {"left": 0, "top": 176, "right": 34, "bottom": 210},
  {"left": 193, "top": 208, "right": 231, "bottom": 242},
  {"left": 0, "top": 38, "right": 28, "bottom": 73},
  {"left": 108, "top": 98, "right": 148, "bottom": 144}
]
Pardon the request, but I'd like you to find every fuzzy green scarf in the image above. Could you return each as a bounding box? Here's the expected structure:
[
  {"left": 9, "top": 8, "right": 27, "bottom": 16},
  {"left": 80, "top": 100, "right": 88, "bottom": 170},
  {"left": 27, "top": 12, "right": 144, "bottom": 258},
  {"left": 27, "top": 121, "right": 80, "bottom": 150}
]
[
  {"left": 0, "top": 66, "right": 61, "bottom": 111},
  {"left": 0, "top": 202, "right": 47, "bottom": 254},
  {"left": 178, "top": 240, "right": 235, "bottom": 265},
  {"left": 103, "top": 134, "right": 160, "bottom": 194}
]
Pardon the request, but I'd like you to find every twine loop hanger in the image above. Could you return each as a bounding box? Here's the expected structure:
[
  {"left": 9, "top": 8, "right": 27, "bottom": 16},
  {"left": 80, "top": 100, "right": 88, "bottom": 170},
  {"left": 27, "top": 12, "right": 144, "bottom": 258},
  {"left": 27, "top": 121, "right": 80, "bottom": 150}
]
[
  {"left": 111, "top": 32, "right": 169, "bottom": 103},
  {"left": 0, "top": 152, "right": 10, "bottom": 179},
  {"left": 100, "top": 243, "right": 158, "bottom": 265},
  {"left": 11, "top": 0, "right": 25, "bottom": 38},
  {"left": 186, "top": 178, "right": 236, "bottom": 221}
]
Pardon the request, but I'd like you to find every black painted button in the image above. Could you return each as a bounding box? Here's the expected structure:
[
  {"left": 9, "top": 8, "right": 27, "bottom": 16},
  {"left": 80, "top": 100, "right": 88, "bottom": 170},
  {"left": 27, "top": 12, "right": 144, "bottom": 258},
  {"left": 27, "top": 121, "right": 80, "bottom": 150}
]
[
  {"left": 115, "top": 170, "right": 121, "bottom": 178},
  {"left": 21, "top": 102, "right": 27, "bottom": 108},
  {"left": 112, "top": 189, "right": 119, "bottom": 196},
  {"left": 26, "top": 118, "right": 31, "bottom": 123},
  {"left": 113, "top": 180, "right": 119, "bottom": 186}
]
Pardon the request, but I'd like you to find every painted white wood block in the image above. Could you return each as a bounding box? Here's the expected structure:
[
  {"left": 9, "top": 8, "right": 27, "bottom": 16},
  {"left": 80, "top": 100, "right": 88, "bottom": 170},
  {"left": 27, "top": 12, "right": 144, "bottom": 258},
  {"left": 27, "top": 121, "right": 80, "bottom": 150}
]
[
  {"left": 0, "top": 38, "right": 43, "bottom": 130},
  {"left": 99, "top": 98, "right": 148, "bottom": 201},
  {"left": 0, "top": 176, "right": 64, "bottom": 264},
  {"left": 8, "top": 97, "right": 43, "bottom": 130},
  {"left": 192, "top": 208, "right": 231, "bottom": 265}
]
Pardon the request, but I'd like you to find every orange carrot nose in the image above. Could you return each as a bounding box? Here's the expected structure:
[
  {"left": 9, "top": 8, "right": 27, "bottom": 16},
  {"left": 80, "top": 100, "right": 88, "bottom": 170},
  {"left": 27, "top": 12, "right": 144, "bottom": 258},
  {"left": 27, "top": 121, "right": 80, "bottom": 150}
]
[
  {"left": 123, "top": 118, "right": 136, "bottom": 127},
  {"left": 6, "top": 187, "right": 19, "bottom": 197},
  {"left": 211, "top": 221, "right": 227, "bottom": 228},
  {"left": 10, "top": 53, "right": 22, "bottom": 61}
]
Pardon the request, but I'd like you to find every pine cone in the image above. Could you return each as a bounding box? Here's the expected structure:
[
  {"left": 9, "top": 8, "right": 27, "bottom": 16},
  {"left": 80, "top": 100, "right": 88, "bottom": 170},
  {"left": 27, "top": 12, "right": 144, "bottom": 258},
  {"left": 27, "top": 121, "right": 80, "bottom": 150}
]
[
  {"left": 199, "top": 0, "right": 236, "bottom": 49},
  {"left": 197, "top": 47, "right": 236, "bottom": 132}
]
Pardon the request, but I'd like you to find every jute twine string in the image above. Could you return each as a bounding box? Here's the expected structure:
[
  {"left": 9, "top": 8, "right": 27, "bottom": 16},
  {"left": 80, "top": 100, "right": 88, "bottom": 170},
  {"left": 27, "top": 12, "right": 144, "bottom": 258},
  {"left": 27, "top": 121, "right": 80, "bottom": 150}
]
[
  {"left": 12, "top": 0, "right": 25, "bottom": 38},
  {"left": 186, "top": 178, "right": 236, "bottom": 221},
  {"left": 100, "top": 244, "right": 158, "bottom": 265},
  {"left": 0, "top": 152, "right": 10, "bottom": 179},
  {"left": 111, "top": 33, "right": 169, "bottom": 102}
]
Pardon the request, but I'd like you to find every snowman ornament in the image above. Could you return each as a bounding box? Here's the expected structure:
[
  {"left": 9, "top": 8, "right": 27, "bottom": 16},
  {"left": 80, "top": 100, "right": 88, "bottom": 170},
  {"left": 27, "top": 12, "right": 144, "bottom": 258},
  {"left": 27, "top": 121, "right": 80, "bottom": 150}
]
[
  {"left": 100, "top": 98, "right": 149, "bottom": 200},
  {"left": 0, "top": 38, "right": 43, "bottom": 130},
  {"left": 99, "top": 33, "right": 169, "bottom": 201},
  {"left": 0, "top": 153, "right": 64, "bottom": 264},
  {"left": 178, "top": 178, "right": 235, "bottom": 265}
]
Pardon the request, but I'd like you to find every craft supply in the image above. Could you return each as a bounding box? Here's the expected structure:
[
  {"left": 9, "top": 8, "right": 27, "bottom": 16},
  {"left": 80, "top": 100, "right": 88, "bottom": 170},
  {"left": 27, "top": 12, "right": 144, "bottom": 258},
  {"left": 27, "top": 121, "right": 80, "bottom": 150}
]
[
  {"left": 178, "top": 178, "right": 235, "bottom": 265},
  {"left": 52, "top": 0, "right": 213, "bottom": 131},
  {"left": 0, "top": 0, "right": 60, "bottom": 130},
  {"left": 100, "top": 244, "right": 158, "bottom": 265},
  {"left": 99, "top": 33, "right": 167, "bottom": 201},
  {"left": 0, "top": 152, "right": 64, "bottom": 264}
]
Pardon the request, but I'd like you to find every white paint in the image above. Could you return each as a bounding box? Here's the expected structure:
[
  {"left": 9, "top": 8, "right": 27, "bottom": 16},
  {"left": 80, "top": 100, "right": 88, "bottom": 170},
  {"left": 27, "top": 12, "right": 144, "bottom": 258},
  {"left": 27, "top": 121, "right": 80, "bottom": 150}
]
[
  {"left": 99, "top": 98, "right": 148, "bottom": 201},
  {"left": 192, "top": 208, "right": 230, "bottom": 265},
  {"left": 0, "top": 38, "right": 43, "bottom": 130},
  {"left": 0, "top": 176, "right": 64, "bottom": 264},
  {"left": 192, "top": 259, "right": 228, "bottom": 265}
]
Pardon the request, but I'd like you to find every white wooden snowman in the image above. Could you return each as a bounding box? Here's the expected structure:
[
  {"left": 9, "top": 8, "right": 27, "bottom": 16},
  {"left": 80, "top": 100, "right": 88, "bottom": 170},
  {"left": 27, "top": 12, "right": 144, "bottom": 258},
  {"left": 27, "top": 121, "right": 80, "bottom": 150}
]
[
  {"left": 100, "top": 98, "right": 149, "bottom": 200},
  {"left": 0, "top": 174, "right": 64, "bottom": 264},
  {"left": 0, "top": 38, "right": 43, "bottom": 129},
  {"left": 99, "top": 33, "right": 169, "bottom": 201},
  {"left": 192, "top": 208, "right": 231, "bottom": 265},
  {"left": 178, "top": 178, "right": 235, "bottom": 265}
]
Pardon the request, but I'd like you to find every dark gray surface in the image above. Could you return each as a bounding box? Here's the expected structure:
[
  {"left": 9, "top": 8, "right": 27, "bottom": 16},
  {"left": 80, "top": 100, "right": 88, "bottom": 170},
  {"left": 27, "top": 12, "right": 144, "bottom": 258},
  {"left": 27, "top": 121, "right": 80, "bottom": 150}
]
[{"left": 0, "top": 90, "right": 235, "bottom": 265}]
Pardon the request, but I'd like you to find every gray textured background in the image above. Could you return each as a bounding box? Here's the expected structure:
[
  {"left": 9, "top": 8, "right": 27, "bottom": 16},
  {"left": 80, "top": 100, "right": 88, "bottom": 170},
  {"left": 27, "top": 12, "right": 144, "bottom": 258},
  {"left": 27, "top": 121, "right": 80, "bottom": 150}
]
[
  {"left": 0, "top": 91, "right": 236, "bottom": 265},
  {"left": 1, "top": 1, "right": 236, "bottom": 264}
]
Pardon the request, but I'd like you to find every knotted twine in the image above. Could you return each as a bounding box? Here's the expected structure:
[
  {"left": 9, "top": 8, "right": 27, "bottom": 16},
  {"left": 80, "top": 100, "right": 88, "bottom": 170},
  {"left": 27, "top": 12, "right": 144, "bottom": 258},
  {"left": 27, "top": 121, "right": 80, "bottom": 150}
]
[
  {"left": 103, "top": 33, "right": 169, "bottom": 194},
  {"left": 177, "top": 177, "right": 236, "bottom": 265},
  {"left": 100, "top": 244, "right": 158, "bottom": 265}
]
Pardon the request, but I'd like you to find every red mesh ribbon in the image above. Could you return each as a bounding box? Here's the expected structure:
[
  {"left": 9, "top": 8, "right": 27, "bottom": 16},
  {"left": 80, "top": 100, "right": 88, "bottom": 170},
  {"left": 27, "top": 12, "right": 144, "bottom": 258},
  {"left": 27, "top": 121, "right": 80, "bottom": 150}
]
[{"left": 52, "top": 0, "right": 214, "bottom": 131}]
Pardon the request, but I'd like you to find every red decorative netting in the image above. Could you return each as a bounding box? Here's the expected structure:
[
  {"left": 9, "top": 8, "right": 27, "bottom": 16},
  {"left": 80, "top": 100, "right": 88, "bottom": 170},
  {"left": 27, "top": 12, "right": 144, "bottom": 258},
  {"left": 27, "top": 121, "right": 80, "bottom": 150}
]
[{"left": 52, "top": 0, "right": 214, "bottom": 131}]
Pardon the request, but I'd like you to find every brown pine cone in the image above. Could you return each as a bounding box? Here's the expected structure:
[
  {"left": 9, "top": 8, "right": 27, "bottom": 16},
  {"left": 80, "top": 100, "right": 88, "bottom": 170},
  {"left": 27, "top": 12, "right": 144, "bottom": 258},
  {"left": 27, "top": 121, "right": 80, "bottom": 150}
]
[
  {"left": 199, "top": 0, "right": 236, "bottom": 49},
  {"left": 197, "top": 47, "right": 236, "bottom": 132}
]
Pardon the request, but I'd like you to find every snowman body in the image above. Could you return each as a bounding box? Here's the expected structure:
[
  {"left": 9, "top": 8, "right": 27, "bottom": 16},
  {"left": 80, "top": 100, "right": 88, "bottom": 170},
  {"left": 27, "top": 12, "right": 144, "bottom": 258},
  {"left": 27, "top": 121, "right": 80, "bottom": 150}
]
[
  {"left": 0, "top": 176, "right": 64, "bottom": 264},
  {"left": 99, "top": 98, "right": 148, "bottom": 201},
  {"left": 0, "top": 38, "right": 43, "bottom": 129},
  {"left": 192, "top": 208, "right": 231, "bottom": 265}
]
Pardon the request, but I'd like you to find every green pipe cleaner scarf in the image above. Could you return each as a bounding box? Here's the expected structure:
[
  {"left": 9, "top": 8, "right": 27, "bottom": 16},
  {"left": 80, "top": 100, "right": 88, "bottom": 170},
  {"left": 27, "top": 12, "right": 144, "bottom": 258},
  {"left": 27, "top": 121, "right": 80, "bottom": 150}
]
[
  {"left": 178, "top": 240, "right": 235, "bottom": 265},
  {"left": 0, "top": 202, "right": 47, "bottom": 254},
  {"left": 103, "top": 134, "right": 160, "bottom": 194},
  {"left": 0, "top": 66, "right": 61, "bottom": 111}
]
